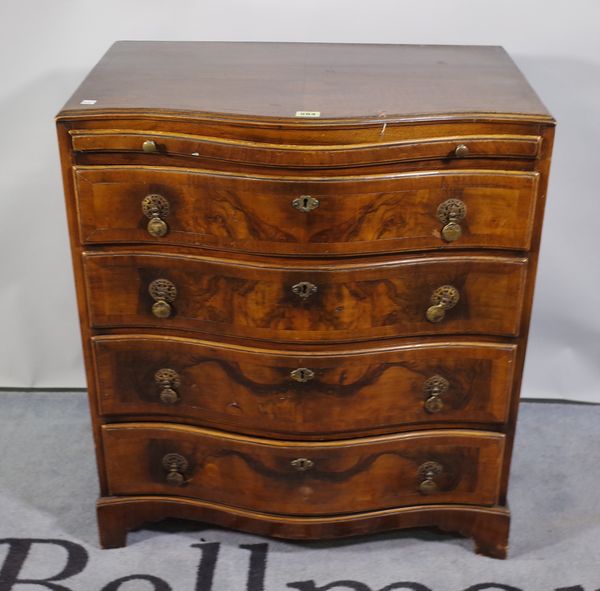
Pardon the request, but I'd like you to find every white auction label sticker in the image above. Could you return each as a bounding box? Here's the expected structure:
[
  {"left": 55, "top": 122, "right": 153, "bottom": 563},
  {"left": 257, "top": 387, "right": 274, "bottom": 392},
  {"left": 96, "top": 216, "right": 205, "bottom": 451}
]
[
  {"left": 295, "top": 111, "right": 321, "bottom": 118},
  {"left": 80, "top": 99, "right": 97, "bottom": 105}
]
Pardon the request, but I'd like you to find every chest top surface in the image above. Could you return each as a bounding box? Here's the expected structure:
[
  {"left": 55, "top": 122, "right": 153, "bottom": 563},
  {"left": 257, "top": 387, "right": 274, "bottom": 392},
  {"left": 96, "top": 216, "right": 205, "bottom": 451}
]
[{"left": 58, "top": 41, "right": 552, "bottom": 122}]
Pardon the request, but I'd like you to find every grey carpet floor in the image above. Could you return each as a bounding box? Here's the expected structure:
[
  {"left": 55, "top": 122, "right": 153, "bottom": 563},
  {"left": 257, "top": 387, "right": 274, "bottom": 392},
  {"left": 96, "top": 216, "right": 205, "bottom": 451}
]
[{"left": 0, "top": 392, "right": 599, "bottom": 591}]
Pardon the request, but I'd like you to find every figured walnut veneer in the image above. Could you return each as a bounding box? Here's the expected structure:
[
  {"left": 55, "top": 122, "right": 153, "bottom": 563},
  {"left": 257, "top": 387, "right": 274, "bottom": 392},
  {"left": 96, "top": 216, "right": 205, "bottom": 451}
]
[
  {"left": 74, "top": 167, "right": 539, "bottom": 255},
  {"left": 93, "top": 336, "right": 516, "bottom": 437}
]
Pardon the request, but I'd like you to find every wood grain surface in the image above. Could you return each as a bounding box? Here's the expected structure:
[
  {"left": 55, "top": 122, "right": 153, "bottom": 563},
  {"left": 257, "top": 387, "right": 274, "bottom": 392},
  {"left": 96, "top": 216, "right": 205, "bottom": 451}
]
[
  {"left": 96, "top": 497, "right": 510, "bottom": 557},
  {"left": 102, "top": 423, "right": 505, "bottom": 515},
  {"left": 75, "top": 167, "right": 539, "bottom": 254},
  {"left": 58, "top": 42, "right": 551, "bottom": 121},
  {"left": 83, "top": 252, "right": 528, "bottom": 341},
  {"left": 70, "top": 131, "right": 541, "bottom": 167},
  {"left": 93, "top": 334, "right": 516, "bottom": 436}
]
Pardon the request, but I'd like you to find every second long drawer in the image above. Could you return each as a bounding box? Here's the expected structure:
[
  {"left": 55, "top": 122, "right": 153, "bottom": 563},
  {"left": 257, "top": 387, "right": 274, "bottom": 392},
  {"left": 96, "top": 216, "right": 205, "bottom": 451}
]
[{"left": 84, "top": 252, "right": 528, "bottom": 342}]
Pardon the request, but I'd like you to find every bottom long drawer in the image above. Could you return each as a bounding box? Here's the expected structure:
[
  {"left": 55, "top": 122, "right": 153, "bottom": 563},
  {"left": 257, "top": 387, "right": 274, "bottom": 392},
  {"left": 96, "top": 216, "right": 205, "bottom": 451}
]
[{"left": 102, "top": 423, "right": 504, "bottom": 515}]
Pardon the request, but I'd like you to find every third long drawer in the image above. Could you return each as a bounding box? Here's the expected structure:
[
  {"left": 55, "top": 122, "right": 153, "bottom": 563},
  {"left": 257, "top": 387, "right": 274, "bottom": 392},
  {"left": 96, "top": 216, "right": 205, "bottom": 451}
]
[{"left": 93, "top": 334, "right": 516, "bottom": 437}]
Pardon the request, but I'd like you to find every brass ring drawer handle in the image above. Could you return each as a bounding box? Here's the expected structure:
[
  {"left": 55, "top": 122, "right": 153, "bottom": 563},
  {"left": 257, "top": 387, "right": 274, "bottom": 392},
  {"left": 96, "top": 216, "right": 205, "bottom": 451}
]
[
  {"left": 142, "top": 194, "right": 170, "bottom": 237},
  {"left": 423, "top": 375, "right": 449, "bottom": 413},
  {"left": 291, "top": 458, "right": 314, "bottom": 471},
  {"left": 436, "top": 198, "right": 467, "bottom": 242},
  {"left": 162, "top": 453, "right": 188, "bottom": 486},
  {"left": 290, "top": 368, "right": 315, "bottom": 383},
  {"left": 149, "top": 278, "right": 177, "bottom": 318},
  {"left": 292, "top": 195, "right": 320, "bottom": 212},
  {"left": 426, "top": 285, "right": 460, "bottom": 323},
  {"left": 154, "top": 368, "right": 181, "bottom": 404},
  {"left": 142, "top": 139, "right": 159, "bottom": 153},
  {"left": 418, "top": 460, "right": 443, "bottom": 495},
  {"left": 292, "top": 281, "right": 317, "bottom": 299}
]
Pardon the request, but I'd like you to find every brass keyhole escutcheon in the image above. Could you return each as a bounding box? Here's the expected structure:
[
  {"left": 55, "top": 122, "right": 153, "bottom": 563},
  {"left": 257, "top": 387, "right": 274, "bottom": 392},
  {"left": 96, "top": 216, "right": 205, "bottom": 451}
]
[
  {"left": 290, "top": 368, "right": 315, "bottom": 383},
  {"left": 417, "top": 460, "right": 443, "bottom": 495},
  {"left": 149, "top": 279, "right": 177, "bottom": 318},
  {"left": 292, "top": 281, "right": 318, "bottom": 300},
  {"left": 154, "top": 368, "right": 181, "bottom": 404},
  {"left": 436, "top": 199, "right": 467, "bottom": 243},
  {"left": 291, "top": 458, "right": 314, "bottom": 472},
  {"left": 162, "top": 453, "right": 189, "bottom": 486},
  {"left": 426, "top": 285, "right": 460, "bottom": 323},
  {"left": 423, "top": 375, "right": 449, "bottom": 413},
  {"left": 142, "top": 139, "right": 158, "bottom": 153},
  {"left": 142, "top": 194, "right": 170, "bottom": 238},
  {"left": 292, "top": 195, "right": 320, "bottom": 212}
]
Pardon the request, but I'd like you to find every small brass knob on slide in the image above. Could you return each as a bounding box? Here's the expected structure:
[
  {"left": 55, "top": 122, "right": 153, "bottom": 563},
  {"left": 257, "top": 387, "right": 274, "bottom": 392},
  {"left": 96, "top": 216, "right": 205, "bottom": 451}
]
[
  {"left": 423, "top": 375, "right": 449, "bottom": 414},
  {"left": 425, "top": 285, "right": 460, "bottom": 323},
  {"left": 142, "top": 194, "right": 170, "bottom": 238},
  {"left": 154, "top": 368, "right": 181, "bottom": 404},
  {"left": 149, "top": 279, "right": 177, "bottom": 318},
  {"left": 436, "top": 199, "right": 467, "bottom": 243},
  {"left": 454, "top": 143, "right": 470, "bottom": 158},
  {"left": 417, "top": 461, "right": 443, "bottom": 495},
  {"left": 142, "top": 139, "right": 158, "bottom": 153},
  {"left": 162, "top": 453, "right": 189, "bottom": 486}
]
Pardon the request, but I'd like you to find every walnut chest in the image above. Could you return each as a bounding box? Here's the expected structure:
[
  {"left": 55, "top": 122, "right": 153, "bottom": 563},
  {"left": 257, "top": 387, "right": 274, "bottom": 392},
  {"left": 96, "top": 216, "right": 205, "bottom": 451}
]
[{"left": 57, "top": 41, "right": 555, "bottom": 558}]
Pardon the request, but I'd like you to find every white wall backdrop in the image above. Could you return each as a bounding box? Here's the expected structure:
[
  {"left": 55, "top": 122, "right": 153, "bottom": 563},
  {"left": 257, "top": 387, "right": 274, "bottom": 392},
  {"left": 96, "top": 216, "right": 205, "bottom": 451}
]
[{"left": 1, "top": 1, "right": 599, "bottom": 401}]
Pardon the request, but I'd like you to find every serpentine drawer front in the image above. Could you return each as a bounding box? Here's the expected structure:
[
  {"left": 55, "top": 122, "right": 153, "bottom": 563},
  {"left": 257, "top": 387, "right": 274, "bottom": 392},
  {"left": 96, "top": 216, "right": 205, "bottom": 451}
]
[
  {"left": 102, "top": 424, "right": 505, "bottom": 514},
  {"left": 93, "top": 336, "right": 516, "bottom": 436},
  {"left": 57, "top": 41, "right": 555, "bottom": 558},
  {"left": 74, "top": 167, "right": 539, "bottom": 254},
  {"left": 83, "top": 252, "right": 528, "bottom": 341}
]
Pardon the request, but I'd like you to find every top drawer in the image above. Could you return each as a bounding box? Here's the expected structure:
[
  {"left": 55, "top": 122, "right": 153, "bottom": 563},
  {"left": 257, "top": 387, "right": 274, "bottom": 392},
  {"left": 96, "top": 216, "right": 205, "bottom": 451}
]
[
  {"left": 70, "top": 129, "right": 541, "bottom": 168},
  {"left": 75, "top": 167, "right": 539, "bottom": 255}
]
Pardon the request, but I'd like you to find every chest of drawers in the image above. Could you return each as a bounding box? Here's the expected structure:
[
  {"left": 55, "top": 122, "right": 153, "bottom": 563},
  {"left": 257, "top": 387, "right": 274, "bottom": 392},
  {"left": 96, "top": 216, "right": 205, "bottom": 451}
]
[{"left": 57, "top": 41, "right": 555, "bottom": 558}]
